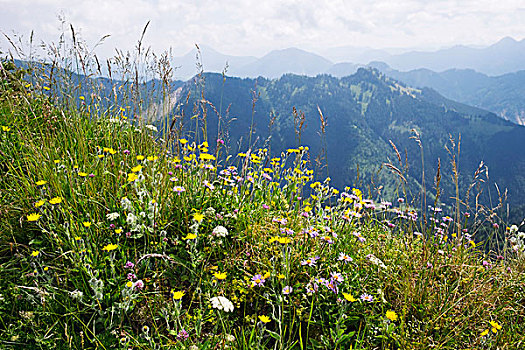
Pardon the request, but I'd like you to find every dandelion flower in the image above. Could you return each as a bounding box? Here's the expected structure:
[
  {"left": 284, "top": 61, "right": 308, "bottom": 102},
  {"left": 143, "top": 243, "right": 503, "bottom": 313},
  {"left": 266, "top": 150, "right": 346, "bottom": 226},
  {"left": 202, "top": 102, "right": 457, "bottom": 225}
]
[
  {"left": 193, "top": 213, "right": 204, "bottom": 222},
  {"left": 183, "top": 233, "right": 197, "bottom": 240},
  {"left": 214, "top": 272, "right": 227, "bottom": 280},
  {"left": 131, "top": 165, "right": 143, "bottom": 173},
  {"left": 31, "top": 250, "right": 40, "bottom": 257},
  {"left": 27, "top": 213, "right": 41, "bottom": 222},
  {"left": 34, "top": 200, "right": 46, "bottom": 207},
  {"left": 277, "top": 273, "right": 285, "bottom": 280},
  {"left": 102, "top": 243, "right": 118, "bottom": 252},
  {"left": 78, "top": 172, "right": 88, "bottom": 177},
  {"left": 127, "top": 173, "right": 139, "bottom": 182},
  {"left": 171, "top": 290, "right": 185, "bottom": 300},
  {"left": 386, "top": 310, "right": 398, "bottom": 321},
  {"left": 83, "top": 222, "right": 92, "bottom": 227},
  {"left": 342, "top": 292, "right": 356, "bottom": 302},
  {"left": 36, "top": 180, "right": 47, "bottom": 186},
  {"left": 480, "top": 329, "right": 489, "bottom": 337},
  {"left": 258, "top": 315, "right": 271, "bottom": 323},
  {"left": 2, "top": 126, "right": 10, "bottom": 132},
  {"left": 49, "top": 197, "right": 63, "bottom": 205},
  {"left": 126, "top": 281, "right": 133, "bottom": 288},
  {"left": 136, "top": 155, "right": 145, "bottom": 161}
]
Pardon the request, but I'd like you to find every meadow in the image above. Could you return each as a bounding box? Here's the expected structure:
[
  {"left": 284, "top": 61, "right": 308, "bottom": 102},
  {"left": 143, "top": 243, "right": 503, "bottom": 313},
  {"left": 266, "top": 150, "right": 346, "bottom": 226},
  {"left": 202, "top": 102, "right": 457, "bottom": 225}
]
[{"left": 1, "top": 33, "right": 525, "bottom": 349}]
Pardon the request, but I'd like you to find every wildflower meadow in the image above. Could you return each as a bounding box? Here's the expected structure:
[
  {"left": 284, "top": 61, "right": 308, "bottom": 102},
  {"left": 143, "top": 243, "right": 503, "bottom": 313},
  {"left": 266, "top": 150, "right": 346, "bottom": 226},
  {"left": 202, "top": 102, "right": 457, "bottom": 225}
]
[{"left": 1, "top": 34, "right": 525, "bottom": 350}]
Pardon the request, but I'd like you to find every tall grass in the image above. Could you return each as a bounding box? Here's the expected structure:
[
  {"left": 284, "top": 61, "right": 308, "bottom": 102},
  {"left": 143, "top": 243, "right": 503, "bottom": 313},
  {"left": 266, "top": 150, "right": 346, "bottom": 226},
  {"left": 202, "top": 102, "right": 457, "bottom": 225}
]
[{"left": 1, "top": 27, "right": 525, "bottom": 350}]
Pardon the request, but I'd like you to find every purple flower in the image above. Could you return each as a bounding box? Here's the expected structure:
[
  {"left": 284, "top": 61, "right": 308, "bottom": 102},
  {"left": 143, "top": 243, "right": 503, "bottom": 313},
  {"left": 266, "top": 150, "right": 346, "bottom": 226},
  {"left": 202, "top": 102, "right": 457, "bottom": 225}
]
[
  {"left": 360, "top": 293, "right": 373, "bottom": 302},
  {"left": 306, "top": 283, "right": 318, "bottom": 294},
  {"left": 330, "top": 272, "right": 344, "bottom": 284},
  {"left": 127, "top": 273, "right": 136, "bottom": 280},
  {"left": 251, "top": 274, "right": 265, "bottom": 287},
  {"left": 133, "top": 280, "right": 144, "bottom": 290},
  {"left": 262, "top": 204, "right": 269, "bottom": 209},
  {"left": 338, "top": 252, "right": 353, "bottom": 263},
  {"left": 301, "top": 256, "right": 319, "bottom": 267},
  {"left": 326, "top": 280, "right": 338, "bottom": 294},
  {"left": 283, "top": 286, "right": 293, "bottom": 295},
  {"left": 177, "top": 329, "right": 189, "bottom": 341},
  {"left": 124, "top": 261, "right": 135, "bottom": 269},
  {"left": 123, "top": 149, "right": 130, "bottom": 155}
]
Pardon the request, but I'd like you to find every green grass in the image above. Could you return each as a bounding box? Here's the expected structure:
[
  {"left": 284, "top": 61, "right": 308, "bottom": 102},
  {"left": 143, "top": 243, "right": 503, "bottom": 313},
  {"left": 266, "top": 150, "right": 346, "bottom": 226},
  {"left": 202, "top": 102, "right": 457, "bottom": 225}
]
[{"left": 1, "top": 55, "right": 525, "bottom": 350}]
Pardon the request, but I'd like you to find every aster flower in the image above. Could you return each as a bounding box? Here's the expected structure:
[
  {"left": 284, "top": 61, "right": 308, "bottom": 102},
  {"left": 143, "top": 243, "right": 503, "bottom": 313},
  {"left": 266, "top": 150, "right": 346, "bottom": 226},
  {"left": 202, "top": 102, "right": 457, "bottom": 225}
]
[
  {"left": 282, "top": 286, "right": 293, "bottom": 295},
  {"left": 360, "top": 293, "right": 373, "bottom": 302},
  {"left": 251, "top": 274, "right": 266, "bottom": 287},
  {"left": 338, "top": 252, "right": 353, "bottom": 263}
]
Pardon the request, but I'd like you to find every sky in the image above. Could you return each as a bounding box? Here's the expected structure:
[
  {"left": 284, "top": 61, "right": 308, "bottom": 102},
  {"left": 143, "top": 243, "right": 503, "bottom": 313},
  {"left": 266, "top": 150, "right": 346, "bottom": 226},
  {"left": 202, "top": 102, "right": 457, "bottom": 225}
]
[{"left": 1, "top": 0, "right": 524, "bottom": 60}]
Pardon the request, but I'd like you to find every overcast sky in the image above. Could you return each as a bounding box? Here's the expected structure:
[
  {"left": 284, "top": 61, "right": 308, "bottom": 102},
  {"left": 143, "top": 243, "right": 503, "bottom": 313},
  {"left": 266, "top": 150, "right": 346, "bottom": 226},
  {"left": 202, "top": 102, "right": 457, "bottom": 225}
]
[{"left": 1, "top": 0, "right": 524, "bottom": 59}]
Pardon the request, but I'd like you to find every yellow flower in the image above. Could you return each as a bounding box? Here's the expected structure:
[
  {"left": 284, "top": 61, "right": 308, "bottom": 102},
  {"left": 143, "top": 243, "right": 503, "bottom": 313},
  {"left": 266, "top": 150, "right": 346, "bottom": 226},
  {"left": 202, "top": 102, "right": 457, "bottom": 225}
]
[
  {"left": 126, "top": 281, "right": 133, "bottom": 288},
  {"left": 27, "top": 213, "right": 41, "bottom": 222},
  {"left": 147, "top": 156, "right": 158, "bottom": 161},
  {"left": 172, "top": 290, "right": 185, "bottom": 300},
  {"left": 54, "top": 159, "right": 60, "bottom": 164},
  {"left": 258, "top": 315, "right": 271, "bottom": 323},
  {"left": 131, "top": 165, "right": 143, "bottom": 173},
  {"left": 102, "top": 243, "right": 118, "bottom": 251},
  {"left": 385, "top": 310, "right": 398, "bottom": 321},
  {"left": 269, "top": 236, "right": 278, "bottom": 243},
  {"left": 179, "top": 139, "right": 188, "bottom": 145},
  {"left": 193, "top": 213, "right": 204, "bottom": 222},
  {"left": 44, "top": 266, "right": 49, "bottom": 271},
  {"left": 31, "top": 250, "right": 40, "bottom": 257},
  {"left": 115, "top": 229, "right": 123, "bottom": 234},
  {"left": 214, "top": 272, "right": 227, "bottom": 280},
  {"left": 277, "top": 237, "right": 292, "bottom": 244},
  {"left": 136, "top": 155, "right": 145, "bottom": 161},
  {"left": 277, "top": 274, "right": 285, "bottom": 280},
  {"left": 78, "top": 172, "right": 88, "bottom": 177},
  {"left": 2, "top": 126, "right": 10, "bottom": 132},
  {"left": 183, "top": 233, "right": 197, "bottom": 240},
  {"left": 480, "top": 329, "right": 489, "bottom": 337},
  {"left": 49, "top": 197, "right": 63, "bottom": 205},
  {"left": 36, "top": 180, "right": 47, "bottom": 186},
  {"left": 83, "top": 222, "right": 92, "bottom": 227},
  {"left": 342, "top": 292, "right": 357, "bottom": 302},
  {"left": 127, "top": 173, "right": 139, "bottom": 182},
  {"left": 199, "top": 153, "right": 216, "bottom": 161},
  {"left": 489, "top": 320, "right": 502, "bottom": 332},
  {"left": 97, "top": 154, "right": 105, "bottom": 159}
]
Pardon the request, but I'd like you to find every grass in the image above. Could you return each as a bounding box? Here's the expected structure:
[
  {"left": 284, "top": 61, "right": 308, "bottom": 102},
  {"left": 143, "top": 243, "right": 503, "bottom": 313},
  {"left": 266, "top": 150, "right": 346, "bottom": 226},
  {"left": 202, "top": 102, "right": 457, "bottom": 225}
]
[{"left": 1, "top": 33, "right": 525, "bottom": 349}]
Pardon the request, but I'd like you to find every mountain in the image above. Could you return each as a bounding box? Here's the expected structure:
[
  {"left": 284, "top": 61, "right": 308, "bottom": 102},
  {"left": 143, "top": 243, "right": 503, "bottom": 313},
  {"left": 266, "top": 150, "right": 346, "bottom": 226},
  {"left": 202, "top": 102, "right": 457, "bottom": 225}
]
[
  {"left": 381, "top": 37, "right": 525, "bottom": 75},
  {"left": 232, "top": 47, "right": 333, "bottom": 79},
  {"left": 171, "top": 45, "right": 258, "bottom": 80},
  {"left": 165, "top": 69, "right": 525, "bottom": 219},
  {"left": 368, "top": 62, "right": 525, "bottom": 125}
]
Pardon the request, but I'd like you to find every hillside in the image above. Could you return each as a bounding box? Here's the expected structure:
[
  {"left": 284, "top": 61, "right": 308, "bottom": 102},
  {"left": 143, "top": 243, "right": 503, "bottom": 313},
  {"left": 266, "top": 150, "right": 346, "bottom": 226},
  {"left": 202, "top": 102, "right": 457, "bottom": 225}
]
[
  {"left": 367, "top": 63, "right": 525, "bottom": 125},
  {"left": 168, "top": 69, "right": 525, "bottom": 220},
  {"left": 2, "top": 58, "right": 525, "bottom": 349}
]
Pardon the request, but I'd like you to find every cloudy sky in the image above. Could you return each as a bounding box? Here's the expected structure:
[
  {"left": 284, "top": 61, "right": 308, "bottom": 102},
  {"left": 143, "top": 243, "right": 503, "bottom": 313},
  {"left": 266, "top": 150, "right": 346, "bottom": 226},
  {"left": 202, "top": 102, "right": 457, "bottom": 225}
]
[{"left": 1, "top": 0, "right": 524, "bottom": 59}]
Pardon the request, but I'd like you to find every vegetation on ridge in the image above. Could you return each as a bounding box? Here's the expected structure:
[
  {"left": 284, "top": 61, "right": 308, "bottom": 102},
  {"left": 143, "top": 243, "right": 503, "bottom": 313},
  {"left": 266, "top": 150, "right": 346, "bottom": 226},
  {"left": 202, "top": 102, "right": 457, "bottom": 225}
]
[{"left": 1, "top": 40, "right": 525, "bottom": 350}]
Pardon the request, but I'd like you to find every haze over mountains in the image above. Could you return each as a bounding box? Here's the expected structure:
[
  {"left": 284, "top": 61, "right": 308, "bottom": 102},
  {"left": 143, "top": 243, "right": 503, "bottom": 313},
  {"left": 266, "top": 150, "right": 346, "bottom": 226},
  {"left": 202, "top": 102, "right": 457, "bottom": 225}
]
[{"left": 171, "top": 37, "right": 525, "bottom": 125}]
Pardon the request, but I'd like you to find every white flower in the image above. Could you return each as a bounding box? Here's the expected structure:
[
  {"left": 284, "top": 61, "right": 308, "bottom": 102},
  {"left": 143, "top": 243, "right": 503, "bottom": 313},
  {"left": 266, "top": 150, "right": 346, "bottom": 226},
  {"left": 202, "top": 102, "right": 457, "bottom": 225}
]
[
  {"left": 366, "top": 254, "right": 387, "bottom": 269},
  {"left": 121, "top": 197, "right": 132, "bottom": 211},
  {"left": 145, "top": 124, "right": 158, "bottom": 132},
  {"left": 212, "top": 225, "right": 229, "bottom": 237},
  {"left": 210, "top": 296, "right": 234, "bottom": 312},
  {"left": 106, "top": 212, "right": 120, "bottom": 221},
  {"left": 225, "top": 334, "right": 235, "bottom": 342}
]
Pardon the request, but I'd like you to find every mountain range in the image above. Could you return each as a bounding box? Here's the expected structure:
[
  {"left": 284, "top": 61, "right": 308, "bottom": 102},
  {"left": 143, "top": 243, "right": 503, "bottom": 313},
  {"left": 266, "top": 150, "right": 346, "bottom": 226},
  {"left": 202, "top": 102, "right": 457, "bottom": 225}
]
[
  {"left": 159, "top": 69, "right": 525, "bottom": 221},
  {"left": 172, "top": 37, "right": 525, "bottom": 80}
]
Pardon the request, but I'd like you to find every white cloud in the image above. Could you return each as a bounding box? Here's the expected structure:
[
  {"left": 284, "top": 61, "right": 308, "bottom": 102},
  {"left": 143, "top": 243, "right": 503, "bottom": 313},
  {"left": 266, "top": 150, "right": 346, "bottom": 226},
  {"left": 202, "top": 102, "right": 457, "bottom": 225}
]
[{"left": 1, "top": 0, "right": 524, "bottom": 59}]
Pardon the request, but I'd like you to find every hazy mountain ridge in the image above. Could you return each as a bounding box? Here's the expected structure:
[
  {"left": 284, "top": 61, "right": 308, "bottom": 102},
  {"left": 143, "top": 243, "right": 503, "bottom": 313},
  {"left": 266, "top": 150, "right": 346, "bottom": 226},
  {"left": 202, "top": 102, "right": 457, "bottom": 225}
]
[
  {"left": 171, "top": 69, "right": 525, "bottom": 219},
  {"left": 368, "top": 63, "right": 525, "bottom": 125}
]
